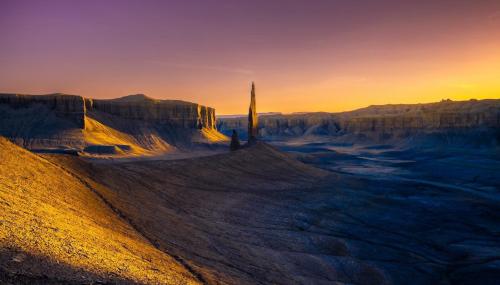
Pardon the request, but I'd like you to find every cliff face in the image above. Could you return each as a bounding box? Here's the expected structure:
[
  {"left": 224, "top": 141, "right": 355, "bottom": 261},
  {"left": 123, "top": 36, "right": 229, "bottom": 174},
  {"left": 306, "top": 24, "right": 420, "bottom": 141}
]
[
  {"left": 0, "top": 93, "right": 86, "bottom": 128},
  {"left": 85, "top": 96, "right": 221, "bottom": 150},
  {"left": 218, "top": 99, "right": 500, "bottom": 143},
  {"left": 0, "top": 93, "right": 223, "bottom": 154},
  {"left": 86, "top": 96, "right": 216, "bottom": 129},
  {"left": 0, "top": 93, "right": 217, "bottom": 130},
  {"left": 336, "top": 99, "right": 500, "bottom": 133},
  {"left": 338, "top": 112, "right": 499, "bottom": 133},
  {"left": 218, "top": 113, "right": 337, "bottom": 138}
]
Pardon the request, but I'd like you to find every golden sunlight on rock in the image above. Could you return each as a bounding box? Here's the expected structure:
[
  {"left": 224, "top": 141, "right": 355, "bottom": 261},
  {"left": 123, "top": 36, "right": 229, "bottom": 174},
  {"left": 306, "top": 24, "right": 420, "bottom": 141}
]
[{"left": 0, "top": 137, "right": 200, "bottom": 284}]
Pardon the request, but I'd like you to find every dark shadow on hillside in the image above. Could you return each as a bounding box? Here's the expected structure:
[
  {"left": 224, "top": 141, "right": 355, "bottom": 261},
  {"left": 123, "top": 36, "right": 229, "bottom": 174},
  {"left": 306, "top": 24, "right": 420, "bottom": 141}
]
[{"left": 0, "top": 248, "right": 138, "bottom": 285}]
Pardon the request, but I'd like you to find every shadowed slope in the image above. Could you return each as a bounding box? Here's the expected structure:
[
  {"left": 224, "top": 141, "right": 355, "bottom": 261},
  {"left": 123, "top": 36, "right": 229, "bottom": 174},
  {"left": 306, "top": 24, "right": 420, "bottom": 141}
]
[
  {"left": 83, "top": 115, "right": 172, "bottom": 155},
  {"left": 0, "top": 137, "right": 200, "bottom": 284},
  {"left": 49, "top": 143, "right": 391, "bottom": 285},
  {"left": 48, "top": 142, "right": 500, "bottom": 285}
]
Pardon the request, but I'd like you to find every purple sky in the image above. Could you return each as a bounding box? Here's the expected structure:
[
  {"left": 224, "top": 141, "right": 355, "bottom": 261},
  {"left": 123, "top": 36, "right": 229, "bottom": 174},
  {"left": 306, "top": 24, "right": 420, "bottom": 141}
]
[{"left": 1, "top": 0, "right": 499, "bottom": 114}]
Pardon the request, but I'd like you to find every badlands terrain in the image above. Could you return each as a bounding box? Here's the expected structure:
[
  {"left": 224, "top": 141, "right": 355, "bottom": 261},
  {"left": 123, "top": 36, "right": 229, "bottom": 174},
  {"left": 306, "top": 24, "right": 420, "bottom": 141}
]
[
  {"left": 0, "top": 93, "right": 227, "bottom": 157},
  {"left": 218, "top": 99, "right": 500, "bottom": 146},
  {"left": 0, "top": 95, "right": 499, "bottom": 284}
]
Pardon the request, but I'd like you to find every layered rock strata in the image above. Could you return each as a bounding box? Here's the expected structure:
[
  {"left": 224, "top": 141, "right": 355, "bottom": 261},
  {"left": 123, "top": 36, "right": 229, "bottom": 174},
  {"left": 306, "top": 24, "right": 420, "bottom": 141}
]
[
  {"left": 0, "top": 93, "right": 86, "bottom": 128},
  {"left": 218, "top": 99, "right": 500, "bottom": 140},
  {"left": 0, "top": 93, "right": 217, "bottom": 130},
  {"left": 86, "top": 95, "right": 216, "bottom": 129}
]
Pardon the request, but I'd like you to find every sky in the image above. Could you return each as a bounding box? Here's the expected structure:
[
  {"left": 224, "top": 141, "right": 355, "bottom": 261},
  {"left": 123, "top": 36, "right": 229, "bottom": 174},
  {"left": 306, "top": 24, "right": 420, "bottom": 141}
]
[{"left": 1, "top": 0, "right": 499, "bottom": 114}]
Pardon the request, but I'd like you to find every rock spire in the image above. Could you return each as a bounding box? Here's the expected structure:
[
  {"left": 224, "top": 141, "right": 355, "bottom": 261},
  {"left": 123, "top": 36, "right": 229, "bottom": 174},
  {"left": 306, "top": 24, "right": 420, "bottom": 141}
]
[{"left": 248, "top": 82, "right": 258, "bottom": 144}]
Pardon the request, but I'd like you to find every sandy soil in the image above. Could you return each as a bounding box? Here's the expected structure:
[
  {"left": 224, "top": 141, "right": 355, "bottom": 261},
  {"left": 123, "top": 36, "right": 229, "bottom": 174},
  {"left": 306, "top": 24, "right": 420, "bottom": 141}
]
[{"left": 0, "top": 137, "right": 200, "bottom": 284}]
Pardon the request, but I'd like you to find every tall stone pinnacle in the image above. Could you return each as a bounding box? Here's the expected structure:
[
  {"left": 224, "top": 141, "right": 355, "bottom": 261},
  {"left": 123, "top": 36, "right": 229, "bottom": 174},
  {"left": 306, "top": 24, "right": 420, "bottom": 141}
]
[{"left": 248, "top": 82, "right": 258, "bottom": 144}]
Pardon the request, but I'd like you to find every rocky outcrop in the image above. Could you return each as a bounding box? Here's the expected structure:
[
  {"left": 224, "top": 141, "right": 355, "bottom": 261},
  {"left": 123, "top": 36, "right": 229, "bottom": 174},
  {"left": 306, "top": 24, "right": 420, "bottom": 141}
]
[
  {"left": 0, "top": 93, "right": 217, "bottom": 131},
  {"left": 0, "top": 93, "right": 86, "bottom": 128},
  {"left": 86, "top": 95, "right": 216, "bottom": 129},
  {"left": 0, "top": 93, "right": 223, "bottom": 154}
]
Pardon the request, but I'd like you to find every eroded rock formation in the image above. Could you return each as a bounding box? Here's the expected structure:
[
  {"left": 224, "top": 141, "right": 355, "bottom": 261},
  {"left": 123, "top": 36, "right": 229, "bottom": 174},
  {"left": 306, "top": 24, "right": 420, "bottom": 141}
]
[
  {"left": 0, "top": 93, "right": 217, "bottom": 131},
  {"left": 0, "top": 93, "right": 86, "bottom": 128},
  {"left": 86, "top": 94, "right": 216, "bottom": 129},
  {"left": 218, "top": 99, "right": 500, "bottom": 144},
  {"left": 248, "top": 82, "right": 258, "bottom": 144},
  {"left": 0, "top": 93, "right": 224, "bottom": 154}
]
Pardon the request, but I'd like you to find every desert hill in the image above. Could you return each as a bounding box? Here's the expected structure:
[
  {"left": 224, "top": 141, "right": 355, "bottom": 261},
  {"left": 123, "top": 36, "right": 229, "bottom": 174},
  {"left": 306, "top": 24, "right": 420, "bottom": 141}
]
[
  {"left": 0, "top": 137, "right": 200, "bottom": 284},
  {"left": 0, "top": 93, "right": 228, "bottom": 157},
  {"left": 218, "top": 99, "right": 500, "bottom": 146},
  {"left": 1, "top": 135, "right": 378, "bottom": 284}
]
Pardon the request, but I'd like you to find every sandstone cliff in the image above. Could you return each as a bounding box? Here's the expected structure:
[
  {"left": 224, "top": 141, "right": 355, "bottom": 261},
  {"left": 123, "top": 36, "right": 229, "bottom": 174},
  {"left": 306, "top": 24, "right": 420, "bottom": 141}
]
[
  {"left": 0, "top": 93, "right": 86, "bottom": 128},
  {"left": 336, "top": 99, "right": 500, "bottom": 132},
  {"left": 0, "top": 93, "right": 226, "bottom": 155},
  {"left": 86, "top": 94, "right": 216, "bottom": 129}
]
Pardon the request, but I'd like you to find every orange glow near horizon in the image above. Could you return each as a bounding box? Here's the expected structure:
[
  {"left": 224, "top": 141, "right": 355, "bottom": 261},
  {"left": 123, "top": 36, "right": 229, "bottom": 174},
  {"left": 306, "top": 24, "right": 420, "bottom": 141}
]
[{"left": 1, "top": 1, "right": 499, "bottom": 115}]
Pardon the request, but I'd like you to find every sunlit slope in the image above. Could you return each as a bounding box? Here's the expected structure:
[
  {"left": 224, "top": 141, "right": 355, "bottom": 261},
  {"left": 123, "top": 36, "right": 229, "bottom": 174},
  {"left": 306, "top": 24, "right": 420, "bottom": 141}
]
[
  {"left": 86, "top": 110, "right": 228, "bottom": 148},
  {"left": 197, "top": 127, "right": 230, "bottom": 143},
  {"left": 0, "top": 137, "right": 199, "bottom": 284},
  {"left": 83, "top": 116, "right": 172, "bottom": 156}
]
